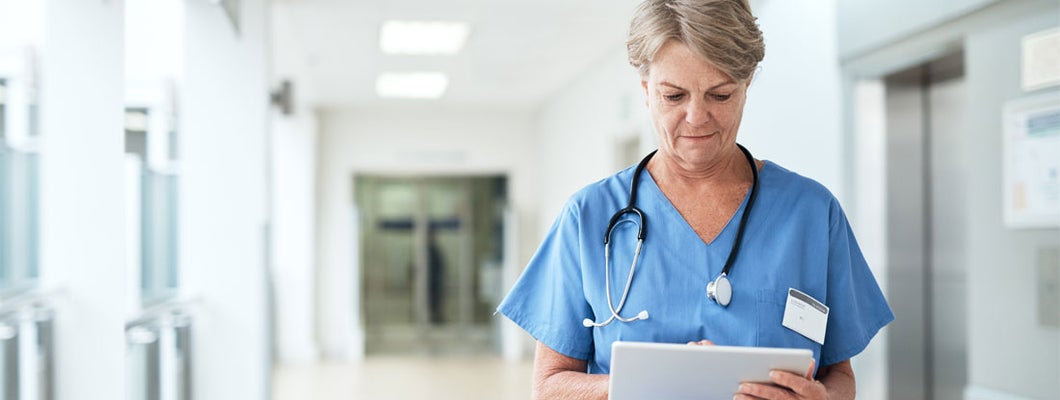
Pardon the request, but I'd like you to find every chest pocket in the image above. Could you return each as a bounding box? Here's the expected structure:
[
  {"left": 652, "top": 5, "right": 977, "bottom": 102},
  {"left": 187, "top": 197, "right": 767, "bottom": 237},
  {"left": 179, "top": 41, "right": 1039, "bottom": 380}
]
[{"left": 755, "top": 289, "right": 821, "bottom": 353}]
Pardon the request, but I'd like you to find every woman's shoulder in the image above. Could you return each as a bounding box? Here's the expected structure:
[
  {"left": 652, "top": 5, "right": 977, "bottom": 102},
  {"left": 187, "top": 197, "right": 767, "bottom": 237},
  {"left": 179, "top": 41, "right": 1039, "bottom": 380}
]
[{"left": 761, "top": 160, "right": 838, "bottom": 204}]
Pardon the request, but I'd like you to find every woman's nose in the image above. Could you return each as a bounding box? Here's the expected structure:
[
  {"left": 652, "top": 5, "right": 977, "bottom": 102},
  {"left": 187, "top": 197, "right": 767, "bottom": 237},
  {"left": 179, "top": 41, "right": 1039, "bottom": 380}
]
[{"left": 684, "top": 98, "right": 710, "bottom": 126}]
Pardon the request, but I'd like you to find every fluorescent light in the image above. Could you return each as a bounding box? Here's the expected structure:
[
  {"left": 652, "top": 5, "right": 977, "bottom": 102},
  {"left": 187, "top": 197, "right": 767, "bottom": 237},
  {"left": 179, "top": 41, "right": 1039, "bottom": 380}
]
[
  {"left": 379, "top": 20, "right": 469, "bottom": 55},
  {"left": 375, "top": 72, "right": 449, "bottom": 99}
]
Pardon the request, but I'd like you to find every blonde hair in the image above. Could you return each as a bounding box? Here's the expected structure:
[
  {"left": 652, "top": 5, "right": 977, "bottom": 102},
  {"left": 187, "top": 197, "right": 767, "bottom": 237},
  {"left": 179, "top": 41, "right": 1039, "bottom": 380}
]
[{"left": 627, "top": 0, "right": 765, "bottom": 82}]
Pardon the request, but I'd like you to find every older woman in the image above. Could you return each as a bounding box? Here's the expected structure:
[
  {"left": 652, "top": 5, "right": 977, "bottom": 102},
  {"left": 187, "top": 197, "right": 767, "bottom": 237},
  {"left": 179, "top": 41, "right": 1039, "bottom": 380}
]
[{"left": 497, "top": 0, "right": 893, "bottom": 399}]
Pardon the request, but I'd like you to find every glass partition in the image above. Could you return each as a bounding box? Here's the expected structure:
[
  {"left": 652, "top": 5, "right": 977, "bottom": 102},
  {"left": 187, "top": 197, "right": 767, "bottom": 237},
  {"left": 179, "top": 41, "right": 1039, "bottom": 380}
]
[
  {"left": 125, "top": 1, "right": 188, "bottom": 396},
  {"left": 0, "top": 53, "right": 42, "bottom": 291}
]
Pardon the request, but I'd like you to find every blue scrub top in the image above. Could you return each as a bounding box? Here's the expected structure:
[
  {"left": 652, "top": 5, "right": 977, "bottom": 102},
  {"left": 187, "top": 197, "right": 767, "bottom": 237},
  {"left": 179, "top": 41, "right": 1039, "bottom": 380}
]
[{"left": 496, "top": 159, "right": 894, "bottom": 374}]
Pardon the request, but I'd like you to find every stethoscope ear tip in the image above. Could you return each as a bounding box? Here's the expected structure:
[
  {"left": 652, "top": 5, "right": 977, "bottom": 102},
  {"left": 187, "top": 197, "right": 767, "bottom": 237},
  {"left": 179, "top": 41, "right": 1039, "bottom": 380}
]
[
  {"left": 582, "top": 318, "right": 594, "bottom": 327},
  {"left": 636, "top": 310, "right": 649, "bottom": 320}
]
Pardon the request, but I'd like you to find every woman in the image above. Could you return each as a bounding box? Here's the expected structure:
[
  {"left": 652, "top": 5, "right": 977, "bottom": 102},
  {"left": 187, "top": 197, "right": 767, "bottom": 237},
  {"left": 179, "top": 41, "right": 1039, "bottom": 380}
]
[{"left": 497, "top": 0, "right": 893, "bottom": 399}]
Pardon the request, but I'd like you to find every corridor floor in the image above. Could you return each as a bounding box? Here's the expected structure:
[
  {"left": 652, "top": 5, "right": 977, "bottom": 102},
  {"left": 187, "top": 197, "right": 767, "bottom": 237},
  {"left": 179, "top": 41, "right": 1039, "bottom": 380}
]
[{"left": 273, "top": 356, "right": 534, "bottom": 400}]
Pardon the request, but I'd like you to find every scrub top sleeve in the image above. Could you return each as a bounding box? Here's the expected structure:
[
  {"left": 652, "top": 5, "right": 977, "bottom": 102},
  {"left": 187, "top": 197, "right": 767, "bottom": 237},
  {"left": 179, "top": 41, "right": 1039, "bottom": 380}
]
[
  {"left": 496, "top": 203, "right": 594, "bottom": 361},
  {"left": 820, "top": 200, "right": 895, "bottom": 367}
]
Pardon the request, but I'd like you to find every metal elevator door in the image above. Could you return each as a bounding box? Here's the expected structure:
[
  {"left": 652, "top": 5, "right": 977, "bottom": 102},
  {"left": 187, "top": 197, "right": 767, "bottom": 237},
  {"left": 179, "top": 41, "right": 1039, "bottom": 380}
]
[
  {"left": 355, "top": 175, "right": 507, "bottom": 356},
  {"left": 885, "top": 52, "right": 968, "bottom": 400}
]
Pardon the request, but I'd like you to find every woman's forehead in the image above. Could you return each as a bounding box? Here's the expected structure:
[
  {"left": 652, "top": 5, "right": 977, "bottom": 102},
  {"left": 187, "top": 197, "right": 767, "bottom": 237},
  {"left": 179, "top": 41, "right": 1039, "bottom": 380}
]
[{"left": 647, "top": 41, "right": 735, "bottom": 87}]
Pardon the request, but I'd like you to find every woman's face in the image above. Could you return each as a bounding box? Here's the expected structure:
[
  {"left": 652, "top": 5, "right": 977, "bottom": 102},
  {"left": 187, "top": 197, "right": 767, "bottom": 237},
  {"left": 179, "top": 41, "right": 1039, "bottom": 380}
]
[{"left": 642, "top": 40, "right": 749, "bottom": 170}]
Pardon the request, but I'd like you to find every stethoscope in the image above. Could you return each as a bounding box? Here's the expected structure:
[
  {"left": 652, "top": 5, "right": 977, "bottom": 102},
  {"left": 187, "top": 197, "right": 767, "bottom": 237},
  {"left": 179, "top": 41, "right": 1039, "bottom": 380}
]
[{"left": 582, "top": 143, "right": 760, "bottom": 328}]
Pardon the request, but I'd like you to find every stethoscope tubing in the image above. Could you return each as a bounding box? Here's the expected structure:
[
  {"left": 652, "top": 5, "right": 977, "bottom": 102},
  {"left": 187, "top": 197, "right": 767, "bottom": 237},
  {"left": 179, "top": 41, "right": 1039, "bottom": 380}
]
[
  {"left": 598, "top": 236, "right": 647, "bottom": 325},
  {"left": 584, "top": 144, "right": 758, "bottom": 328}
]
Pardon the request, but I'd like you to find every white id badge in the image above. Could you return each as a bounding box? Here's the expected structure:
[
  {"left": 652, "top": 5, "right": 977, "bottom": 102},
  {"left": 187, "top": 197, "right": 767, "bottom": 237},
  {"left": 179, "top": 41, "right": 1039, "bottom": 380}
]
[{"left": 781, "top": 288, "right": 829, "bottom": 345}]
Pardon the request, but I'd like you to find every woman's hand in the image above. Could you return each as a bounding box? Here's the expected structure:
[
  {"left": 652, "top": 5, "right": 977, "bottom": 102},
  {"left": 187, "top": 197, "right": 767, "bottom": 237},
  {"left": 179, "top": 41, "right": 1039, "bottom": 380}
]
[
  {"left": 734, "top": 361, "right": 827, "bottom": 400},
  {"left": 686, "top": 339, "right": 715, "bottom": 346},
  {"left": 685, "top": 342, "right": 848, "bottom": 400}
]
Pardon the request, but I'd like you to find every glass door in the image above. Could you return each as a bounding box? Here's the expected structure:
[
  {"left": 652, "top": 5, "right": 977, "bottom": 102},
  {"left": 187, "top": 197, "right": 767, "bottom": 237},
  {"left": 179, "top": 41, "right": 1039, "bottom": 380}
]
[{"left": 357, "top": 175, "right": 506, "bottom": 356}]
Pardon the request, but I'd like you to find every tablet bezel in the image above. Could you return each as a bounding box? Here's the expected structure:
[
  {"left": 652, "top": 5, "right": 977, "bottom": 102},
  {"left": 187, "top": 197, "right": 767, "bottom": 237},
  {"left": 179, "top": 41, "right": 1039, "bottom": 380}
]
[{"left": 608, "top": 341, "right": 814, "bottom": 400}]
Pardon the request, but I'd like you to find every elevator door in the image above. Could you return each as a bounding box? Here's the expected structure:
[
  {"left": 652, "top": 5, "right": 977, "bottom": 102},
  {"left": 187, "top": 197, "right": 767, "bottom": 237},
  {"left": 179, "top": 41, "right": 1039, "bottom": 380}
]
[
  {"left": 885, "top": 52, "right": 967, "bottom": 400},
  {"left": 356, "top": 175, "right": 506, "bottom": 356}
]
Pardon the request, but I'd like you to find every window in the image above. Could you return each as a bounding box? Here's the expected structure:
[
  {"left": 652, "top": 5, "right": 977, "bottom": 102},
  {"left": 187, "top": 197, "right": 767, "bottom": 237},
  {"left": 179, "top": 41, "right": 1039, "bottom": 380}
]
[
  {"left": 0, "top": 63, "right": 42, "bottom": 290},
  {"left": 124, "top": 0, "right": 184, "bottom": 306},
  {"left": 124, "top": 102, "right": 180, "bottom": 303}
]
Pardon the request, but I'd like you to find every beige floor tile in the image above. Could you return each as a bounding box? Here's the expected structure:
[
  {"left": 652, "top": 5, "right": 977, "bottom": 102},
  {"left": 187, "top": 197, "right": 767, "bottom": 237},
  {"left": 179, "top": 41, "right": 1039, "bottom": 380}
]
[{"left": 273, "top": 356, "right": 534, "bottom": 400}]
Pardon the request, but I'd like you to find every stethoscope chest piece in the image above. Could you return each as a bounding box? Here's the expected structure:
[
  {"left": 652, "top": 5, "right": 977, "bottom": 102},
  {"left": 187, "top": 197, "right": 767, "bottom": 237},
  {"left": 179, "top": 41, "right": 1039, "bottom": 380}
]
[{"left": 706, "top": 273, "right": 732, "bottom": 307}]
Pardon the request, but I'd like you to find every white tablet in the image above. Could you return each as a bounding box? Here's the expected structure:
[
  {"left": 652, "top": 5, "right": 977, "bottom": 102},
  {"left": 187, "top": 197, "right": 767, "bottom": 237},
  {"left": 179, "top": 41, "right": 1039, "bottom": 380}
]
[{"left": 608, "top": 341, "right": 814, "bottom": 400}]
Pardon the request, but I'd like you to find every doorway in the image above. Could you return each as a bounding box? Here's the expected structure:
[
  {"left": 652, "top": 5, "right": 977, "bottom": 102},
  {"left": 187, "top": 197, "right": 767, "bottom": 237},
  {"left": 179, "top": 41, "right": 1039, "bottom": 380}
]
[
  {"left": 884, "top": 51, "right": 967, "bottom": 400},
  {"left": 355, "top": 175, "right": 507, "bottom": 356}
]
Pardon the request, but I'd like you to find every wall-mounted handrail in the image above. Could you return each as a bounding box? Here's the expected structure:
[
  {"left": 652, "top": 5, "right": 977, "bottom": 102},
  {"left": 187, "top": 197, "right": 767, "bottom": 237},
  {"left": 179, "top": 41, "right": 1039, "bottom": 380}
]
[
  {"left": 0, "top": 286, "right": 57, "bottom": 400},
  {"left": 0, "top": 287, "right": 61, "bottom": 316},
  {"left": 126, "top": 297, "right": 195, "bottom": 400},
  {"left": 125, "top": 296, "right": 197, "bottom": 330}
]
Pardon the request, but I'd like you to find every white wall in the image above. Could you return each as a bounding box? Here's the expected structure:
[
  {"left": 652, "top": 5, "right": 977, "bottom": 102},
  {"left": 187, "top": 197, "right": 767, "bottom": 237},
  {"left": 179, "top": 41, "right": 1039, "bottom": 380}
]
[
  {"left": 851, "top": 79, "right": 889, "bottom": 400},
  {"left": 837, "top": 0, "right": 997, "bottom": 58},
  {"left": 269, "top": 7, "right": 321, "bottom": 365},
  {"left": 269, "top": 106, "right": 319, "bottom": 365},
  {"left": 316, "top": 105, "right": 540, "bottom": 360},
  {"left": 840, "top": 1, "right": 1060, "bottom": 399},
  {"left": 38, "top": 1, "right": 125, "bottom": 398},
  {"left": 965, "top": 9, "right": 1059, "bottom": 399},
  {"left": 536, "top": 49, "right": 651, "bottom": 237},
  {"left": 180, "top": 0, "right": 271, "bottom": 398},
  {"left": 741, "top": 0, "right": 845, "bottom": 202}
]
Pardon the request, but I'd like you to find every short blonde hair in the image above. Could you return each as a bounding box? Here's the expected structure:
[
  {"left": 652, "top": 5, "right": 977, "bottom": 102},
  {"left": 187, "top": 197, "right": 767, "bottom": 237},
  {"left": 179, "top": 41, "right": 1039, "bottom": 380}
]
[{"left": 627, "top": 0, "right": 764, "bottom": 82}]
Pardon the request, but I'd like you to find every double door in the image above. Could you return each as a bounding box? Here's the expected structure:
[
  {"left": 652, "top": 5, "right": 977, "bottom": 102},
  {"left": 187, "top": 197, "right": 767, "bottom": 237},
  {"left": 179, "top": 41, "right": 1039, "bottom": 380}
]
[{"left": 356, "top": 175, "right": 506, "bottom": 355}]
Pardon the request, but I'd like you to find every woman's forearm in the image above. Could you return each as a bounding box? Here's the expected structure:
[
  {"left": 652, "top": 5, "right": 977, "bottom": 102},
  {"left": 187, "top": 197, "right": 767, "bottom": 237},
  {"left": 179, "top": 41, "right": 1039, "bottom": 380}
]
[
  {"left": 532, "top": 341, "right": 610, "bottom": 400},
  {"left": 533, "top": 370, "right": 609, "bottom": 400},
  {"left": 819, "top": 359, "right": 856, "bottom": 400}
]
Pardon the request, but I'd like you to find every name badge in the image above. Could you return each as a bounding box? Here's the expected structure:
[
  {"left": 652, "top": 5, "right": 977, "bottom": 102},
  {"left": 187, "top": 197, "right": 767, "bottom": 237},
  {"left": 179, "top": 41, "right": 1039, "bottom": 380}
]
[{"left": 781, "top": 288, "right": 828, "bottom": 345}]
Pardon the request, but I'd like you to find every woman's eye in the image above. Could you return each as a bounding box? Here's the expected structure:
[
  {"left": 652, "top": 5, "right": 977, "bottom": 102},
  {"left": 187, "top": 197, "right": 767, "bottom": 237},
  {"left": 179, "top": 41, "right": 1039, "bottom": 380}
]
[
  {"left": 663, "top": 94, "right": 684, "bottom": 102},
  {"left": 711, "top": 93, "right": 732, "bottom": 101}
]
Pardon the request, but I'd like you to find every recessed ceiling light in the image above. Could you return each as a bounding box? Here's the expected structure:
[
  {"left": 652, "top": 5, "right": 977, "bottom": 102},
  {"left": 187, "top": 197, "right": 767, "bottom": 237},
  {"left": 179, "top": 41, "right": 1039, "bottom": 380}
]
[
  {"left": 379, "top": 20, "right": 470, "bottom": 55},
  {"left": 375, "top": 72, "right": 449, "bottom": 99}
]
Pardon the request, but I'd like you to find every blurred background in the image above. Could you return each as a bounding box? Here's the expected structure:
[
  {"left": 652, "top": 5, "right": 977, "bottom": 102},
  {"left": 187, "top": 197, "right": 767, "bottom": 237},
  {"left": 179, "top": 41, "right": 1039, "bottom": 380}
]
[{"left": 0, "top": 0, "right": 1056, "bottom": 399}]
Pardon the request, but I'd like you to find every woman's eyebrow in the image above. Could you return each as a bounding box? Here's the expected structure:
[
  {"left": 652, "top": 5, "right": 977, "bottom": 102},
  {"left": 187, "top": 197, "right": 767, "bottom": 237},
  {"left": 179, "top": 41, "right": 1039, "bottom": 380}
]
[
  {"left": 658, "top": 81, "right": 685, "bottom": 90},
  {"left": 658, "top": 81, "right": 736, "bottom": 91},
  {"left": 708, "top": 81, "right": 737, "bottom": 91}
]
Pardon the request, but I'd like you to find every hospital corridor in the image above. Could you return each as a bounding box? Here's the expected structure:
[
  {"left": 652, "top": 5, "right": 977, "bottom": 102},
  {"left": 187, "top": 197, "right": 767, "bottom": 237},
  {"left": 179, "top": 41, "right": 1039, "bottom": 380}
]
[{"left": 0, "top": 0, "right": 1057, "bottom": 399}]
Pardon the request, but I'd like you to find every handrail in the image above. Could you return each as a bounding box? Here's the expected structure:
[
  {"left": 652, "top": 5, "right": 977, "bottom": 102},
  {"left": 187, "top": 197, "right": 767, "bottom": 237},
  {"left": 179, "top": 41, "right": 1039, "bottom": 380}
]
[
  {"left": 126, "top": 296, "right": 194, "bottom": 400},
  {"left": 126, "top": 295, "right": 198, "bottom": 330},
  {"left": 0, "top": 286, "right": 62, "bottom": 316},
  {"left": 0, "top": 285, "right": 56, "bottom": 400}
]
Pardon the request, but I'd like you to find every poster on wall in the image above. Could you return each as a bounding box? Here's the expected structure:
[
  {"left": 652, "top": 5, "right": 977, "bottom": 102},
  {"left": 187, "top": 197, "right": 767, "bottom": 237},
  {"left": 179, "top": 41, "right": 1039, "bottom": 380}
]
[
  {"left": 1022, "top": 28, "right": 1060, "bottom": 91},
  {"left": 1003, "top": 92, "right": 1060, "bottom": 228}
]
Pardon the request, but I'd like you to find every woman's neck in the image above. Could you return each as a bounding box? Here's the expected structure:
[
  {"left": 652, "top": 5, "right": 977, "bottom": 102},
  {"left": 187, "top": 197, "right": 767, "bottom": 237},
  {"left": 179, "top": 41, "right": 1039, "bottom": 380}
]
[{"left": 647, "top": 148, "right": 752, "bottom": 194}]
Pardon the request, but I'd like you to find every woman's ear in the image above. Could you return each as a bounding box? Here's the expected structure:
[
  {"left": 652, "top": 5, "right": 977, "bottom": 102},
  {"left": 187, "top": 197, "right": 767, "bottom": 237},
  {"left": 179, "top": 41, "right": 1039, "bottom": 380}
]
[{"left": 641, "top": 80, "right": 649, "bottom": 106}]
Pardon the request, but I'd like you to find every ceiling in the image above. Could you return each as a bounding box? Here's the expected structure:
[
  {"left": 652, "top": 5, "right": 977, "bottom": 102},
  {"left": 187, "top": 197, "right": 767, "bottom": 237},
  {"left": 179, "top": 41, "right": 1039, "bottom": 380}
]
[{"left": 272, "top": 0, "right": 640, "bottom": 110}]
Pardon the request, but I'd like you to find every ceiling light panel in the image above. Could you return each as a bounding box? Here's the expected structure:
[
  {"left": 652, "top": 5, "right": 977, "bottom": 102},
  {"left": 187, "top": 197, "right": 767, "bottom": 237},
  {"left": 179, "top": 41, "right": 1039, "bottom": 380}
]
[
  {"left": 379, "top": 20, "right": 470, "bottom": 55},
  {"left": 375, "top": 72, "right": 449, "bottom": 99}
]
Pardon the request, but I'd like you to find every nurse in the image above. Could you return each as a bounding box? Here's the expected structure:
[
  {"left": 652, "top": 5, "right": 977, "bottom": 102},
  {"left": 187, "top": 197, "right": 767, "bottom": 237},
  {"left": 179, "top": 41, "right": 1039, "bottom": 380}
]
[{"left": 496, "top": 0, "right": 893, "bottom": 399}]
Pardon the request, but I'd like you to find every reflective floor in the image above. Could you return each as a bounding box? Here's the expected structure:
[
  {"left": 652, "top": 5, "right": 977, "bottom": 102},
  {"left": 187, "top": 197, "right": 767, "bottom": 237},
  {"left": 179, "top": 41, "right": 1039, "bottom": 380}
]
[{"left": 273, "top": 356, "right": 534, "bottom": 400}]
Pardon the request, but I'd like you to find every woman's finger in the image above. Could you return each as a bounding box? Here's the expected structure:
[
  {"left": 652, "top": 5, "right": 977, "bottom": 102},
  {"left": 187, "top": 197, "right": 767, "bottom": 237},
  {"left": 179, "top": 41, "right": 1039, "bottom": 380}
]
[
  {"left": 804, "top": 359, "right": 816, "bottom": 380},
  {"left": 737, "top": 382, "right": 793, "bottom": 400},
  {"left": 770, "top": 369, "right": 827, "bottom": 399},
  {"left": 686, "top": 339, "right": 714, "bottom": 346}
]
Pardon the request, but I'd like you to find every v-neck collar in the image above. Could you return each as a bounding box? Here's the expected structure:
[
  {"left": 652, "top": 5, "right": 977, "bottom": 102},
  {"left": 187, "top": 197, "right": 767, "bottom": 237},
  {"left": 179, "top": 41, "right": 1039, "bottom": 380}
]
[{"left": 638, "top": 161, "right": 769, "bottom": 248}]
